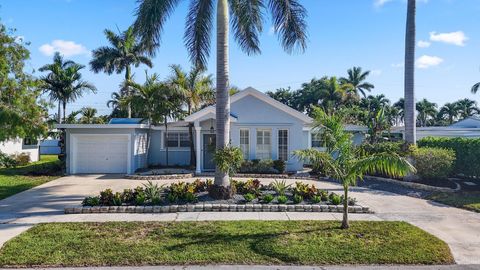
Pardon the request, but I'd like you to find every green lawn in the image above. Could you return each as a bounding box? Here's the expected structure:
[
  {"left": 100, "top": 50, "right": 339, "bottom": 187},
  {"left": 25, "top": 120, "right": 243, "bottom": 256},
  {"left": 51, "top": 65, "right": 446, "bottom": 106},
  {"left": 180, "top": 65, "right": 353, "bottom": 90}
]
[
  {"left": 0, "top": 221, "right": 453, "bottom": 267},
  {"left": 0, "top": 155, "right": 62, "bottom": 200},
  {"left": 427, "top": 192, "right": 480, "bottom": 212}
]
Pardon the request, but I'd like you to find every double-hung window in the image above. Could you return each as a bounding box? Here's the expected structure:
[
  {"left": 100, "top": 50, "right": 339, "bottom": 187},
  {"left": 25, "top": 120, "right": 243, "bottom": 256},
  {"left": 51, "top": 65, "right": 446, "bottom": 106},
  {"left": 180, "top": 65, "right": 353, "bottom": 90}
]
[
  {"left": 239, "top": 129, "right": 249, "bottom": 159},
  {"left": 311, "top": 132, "right": 323, "bottom": 148},
  {"left": 165, "top": 132, "right": 190, "bottom": 148},
  {"left": 278, "top": 129, "right": 288, "bottom": 161},
  {"left": 256, "top": 129, "right": 271, "bottom": 160}
]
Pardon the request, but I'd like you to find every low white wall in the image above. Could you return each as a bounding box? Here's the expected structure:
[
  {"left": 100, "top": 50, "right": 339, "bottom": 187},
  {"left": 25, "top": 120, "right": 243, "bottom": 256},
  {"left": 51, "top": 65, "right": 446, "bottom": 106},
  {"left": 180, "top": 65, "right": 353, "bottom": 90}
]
[{"left": 0, "top": 139, "right": 39, "bottom": 162}]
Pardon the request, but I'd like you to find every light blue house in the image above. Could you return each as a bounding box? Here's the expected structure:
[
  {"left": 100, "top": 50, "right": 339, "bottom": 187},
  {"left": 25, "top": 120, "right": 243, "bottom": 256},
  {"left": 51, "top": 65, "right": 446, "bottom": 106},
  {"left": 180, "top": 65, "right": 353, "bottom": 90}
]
[{"left": 57, "top": 87, "right": 365, "bottom": 175}]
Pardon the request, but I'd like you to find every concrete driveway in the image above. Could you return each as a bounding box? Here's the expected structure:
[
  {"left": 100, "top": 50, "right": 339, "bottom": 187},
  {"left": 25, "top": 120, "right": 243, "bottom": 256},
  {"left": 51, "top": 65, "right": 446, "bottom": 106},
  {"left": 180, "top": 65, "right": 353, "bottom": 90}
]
[{"left": 0, "top": 175, "right": 479, "bottom": 265}]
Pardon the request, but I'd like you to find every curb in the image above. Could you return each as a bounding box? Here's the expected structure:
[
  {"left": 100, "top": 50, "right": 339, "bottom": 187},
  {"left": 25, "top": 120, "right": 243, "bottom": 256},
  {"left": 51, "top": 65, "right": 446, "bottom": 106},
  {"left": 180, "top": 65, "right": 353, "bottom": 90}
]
[
  {"left": 126, "top": 173, "right": 317, "bottom": 181},
  {"left": 365, "top": 176, "right": 460, "bottom": 193},
  {"left": 65, "top": 203, "right": 372, "bottom": 214}
]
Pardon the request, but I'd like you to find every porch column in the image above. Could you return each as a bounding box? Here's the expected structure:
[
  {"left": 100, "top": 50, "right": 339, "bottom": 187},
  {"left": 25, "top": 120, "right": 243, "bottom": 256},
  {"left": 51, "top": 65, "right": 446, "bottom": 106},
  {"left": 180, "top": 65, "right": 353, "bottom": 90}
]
[
  {"left": 195, "top": 124, "right": 202, "bottom": 173},
  {"left": 307, "top": 130, "right": 312, "bottom": 149}
]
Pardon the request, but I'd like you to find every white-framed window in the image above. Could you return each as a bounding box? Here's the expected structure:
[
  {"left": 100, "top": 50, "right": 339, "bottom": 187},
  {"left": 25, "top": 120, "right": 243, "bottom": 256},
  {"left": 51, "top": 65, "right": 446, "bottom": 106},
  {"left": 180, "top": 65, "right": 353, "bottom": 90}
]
[
  {"left": 240, "top": 129, "right": 249, "bottom": 159},
  {"left": 256, "top": 129, "right": 271, "bottom": 160},
  {"left": 165, "top": 132, "right": 190, "bottom": 148},
  {"left": 311, "top": 132, "right": 323, "bottom": 148},
  {"left": 278, "top": 129, "right": 288, "bottom": 161}
]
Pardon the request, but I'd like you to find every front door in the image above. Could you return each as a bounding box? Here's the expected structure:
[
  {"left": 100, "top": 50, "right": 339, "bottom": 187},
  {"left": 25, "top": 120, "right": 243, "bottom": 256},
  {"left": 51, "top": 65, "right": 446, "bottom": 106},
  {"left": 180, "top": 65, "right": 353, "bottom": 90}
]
[{"left": 203, "top": 134, "right": 216, "bottom": 171}]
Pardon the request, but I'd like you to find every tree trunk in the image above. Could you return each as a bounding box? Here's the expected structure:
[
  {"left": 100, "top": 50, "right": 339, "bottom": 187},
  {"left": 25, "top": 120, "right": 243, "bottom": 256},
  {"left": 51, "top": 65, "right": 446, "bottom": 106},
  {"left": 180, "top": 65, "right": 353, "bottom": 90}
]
[
  {"left": 404, "top": 0, "right": 416, "bottom": 145},
  {"left": 126, "top": 66, "right": 132, "bottom": 118},
  {"left": 62, "top": 101, "right": 67, "bottom": 123},
  {"left": 341, "top": 184, "right": 349, "bottom": 229},
  {"left": 188, "top": 123, "right": 196, "bottom": 168},
  {"left": 210, "top": 0, "right": 232, "bottom": 199},
  {"left": 57, "top": 100, "right": 62, "bottom": 124}
]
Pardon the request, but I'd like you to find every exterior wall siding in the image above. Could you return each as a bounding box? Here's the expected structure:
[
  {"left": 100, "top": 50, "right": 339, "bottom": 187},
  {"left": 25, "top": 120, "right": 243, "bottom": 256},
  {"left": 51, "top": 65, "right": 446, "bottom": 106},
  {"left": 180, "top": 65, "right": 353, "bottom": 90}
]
[{"left": 0, "top": 138, "right": 39, "bottom": 162}]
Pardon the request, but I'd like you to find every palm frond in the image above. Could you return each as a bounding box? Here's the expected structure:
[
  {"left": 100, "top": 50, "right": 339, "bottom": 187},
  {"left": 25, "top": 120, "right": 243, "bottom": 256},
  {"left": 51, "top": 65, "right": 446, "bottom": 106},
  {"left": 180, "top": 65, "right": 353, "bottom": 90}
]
[
  {"left": 352, "top": 153, "right": 416, "bottom": 179},
  {"left": 133, "top": 0, "right": 181, "bottom": 56},
  {"left": 184, "top": 0, "right": 214, "bottom": 69},
  {"left": 89, "top": 47, "right": 121, "bottom": 74},
  {"left": 268, "top": 0, "right": 308, "bottom": 53},
  {"left": 293, "top": 149, "right": 341, "bottom": 177},
  {"left": 472, "top": 82, "right": 480, "bottom": 94},
  {"left": 229, "top": 0, "right": 264, "bottom": 55}
]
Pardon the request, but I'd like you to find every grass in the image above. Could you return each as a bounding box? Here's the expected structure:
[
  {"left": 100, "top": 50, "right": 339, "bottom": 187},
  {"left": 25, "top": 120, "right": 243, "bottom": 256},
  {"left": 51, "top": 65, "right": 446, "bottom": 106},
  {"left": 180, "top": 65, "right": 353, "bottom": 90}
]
[
  {"left": 0, "top": 155, "right": 62, "bottom": 200},
  {"left": 427, "top": 191, "right": 480, "bottom": 212},
  {"left": 0, "top": 221, "right": 453, "bottom": 267}
]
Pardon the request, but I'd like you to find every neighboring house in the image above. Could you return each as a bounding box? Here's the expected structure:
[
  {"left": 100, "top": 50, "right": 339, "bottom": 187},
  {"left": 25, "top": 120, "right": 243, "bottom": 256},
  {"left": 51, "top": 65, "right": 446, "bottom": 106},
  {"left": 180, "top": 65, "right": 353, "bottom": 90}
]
[
  {"left": 56, "top": 87, "right": 366, "bottom": 175},
  {"left": 0, "top": 138, "right": 40, "bottom": 162},
  {"left": 391, "top": 117, "right": 480, "bottom": 140},
  {"left": 39, "top": 139, "right": 61, "bottom": 155}
]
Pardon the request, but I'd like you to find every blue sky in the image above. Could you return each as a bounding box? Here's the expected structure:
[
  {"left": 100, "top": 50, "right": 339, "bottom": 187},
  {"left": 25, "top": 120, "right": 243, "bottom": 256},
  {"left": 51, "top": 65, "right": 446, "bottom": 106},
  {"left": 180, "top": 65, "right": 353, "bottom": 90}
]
[{"left": 2, "top": 0, "right": 480, "bottom": 116}]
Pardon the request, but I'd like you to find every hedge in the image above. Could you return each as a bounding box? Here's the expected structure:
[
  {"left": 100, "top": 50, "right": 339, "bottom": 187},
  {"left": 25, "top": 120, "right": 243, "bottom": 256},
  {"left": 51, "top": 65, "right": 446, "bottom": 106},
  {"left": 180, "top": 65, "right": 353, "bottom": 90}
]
[{"left": 418, "top": 137, "right": 480, "bottom": 178}]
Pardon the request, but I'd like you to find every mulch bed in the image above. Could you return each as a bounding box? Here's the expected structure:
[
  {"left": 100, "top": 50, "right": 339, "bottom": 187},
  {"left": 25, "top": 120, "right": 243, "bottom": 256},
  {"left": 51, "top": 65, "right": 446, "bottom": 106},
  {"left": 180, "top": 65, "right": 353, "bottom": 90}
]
[{"left": 411, "top": 178, "right": 458, "bottom": 189}]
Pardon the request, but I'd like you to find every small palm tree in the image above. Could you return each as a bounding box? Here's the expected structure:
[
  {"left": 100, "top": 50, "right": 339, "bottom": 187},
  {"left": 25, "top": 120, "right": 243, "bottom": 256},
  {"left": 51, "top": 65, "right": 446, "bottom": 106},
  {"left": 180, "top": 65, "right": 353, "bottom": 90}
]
[
  {"left": 90, "top": 27, "right": 152, "bottom": 118},
  {"left": 438, "top": 103, "right": 459, "bottom": 125},
  {"left": 393, "top": 98, "right": 405, "bottom": 124},
  {"left": 294, "top": 108, "right": 415, "bottom": 229},
  {"left": 80, "top": 107, "right": 98, "bottom": 124},
  {"left": 40, "top": 52, "right": 97, "bottom": 123},
  {"left": 169, "top": 64, "right": 214, "bottom": 167},
  {"left": 416, "top": 99, "right": 437, "bottom": 127},
  {"left": 454, "top": 98, "right": 479, "bottom": 119},
  {"left": 339, "top": 67, "right": 374, "bottom": 98},
  {"left": 134, "top": 0, "right": 308, "bottom": 198}
]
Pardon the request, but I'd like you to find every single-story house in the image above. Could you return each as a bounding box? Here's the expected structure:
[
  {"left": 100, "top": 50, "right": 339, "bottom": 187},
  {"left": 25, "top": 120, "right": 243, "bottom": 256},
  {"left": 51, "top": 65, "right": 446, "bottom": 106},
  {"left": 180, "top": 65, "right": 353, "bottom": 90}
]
[
  {"left": 0, "top": 138, "right": 40, "bottom": 162},
  {"left": 56, "top": 87, "right": 366, "bottom": 175},
  {"left": 391, "top": 117, "right": 480, "bottom": 140}
]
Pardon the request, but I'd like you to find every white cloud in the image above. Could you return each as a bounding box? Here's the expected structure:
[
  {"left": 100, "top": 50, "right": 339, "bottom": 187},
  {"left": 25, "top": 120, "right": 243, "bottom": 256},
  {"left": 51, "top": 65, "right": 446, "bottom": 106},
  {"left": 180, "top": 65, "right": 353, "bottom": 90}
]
[
  {"left": 416, "top": 55, "right": 443, "bottom": 69},
  {"left": 429, "top": 31, "right": 468, "bottom": 46},
  {"left": 417, "top": 40, "right": 431, "bottom": 48},
  {"left": 371, "top": 69, "right": 382, "bottom": 76},
  {"left": 391, "top": 62, "right": 404, "bottom": 68},
  {"left": 374, "top": 0, "right": 393, "bottom": 8},
  {"left": 39, "top": 40, "right": 89, "bottom": 57}
]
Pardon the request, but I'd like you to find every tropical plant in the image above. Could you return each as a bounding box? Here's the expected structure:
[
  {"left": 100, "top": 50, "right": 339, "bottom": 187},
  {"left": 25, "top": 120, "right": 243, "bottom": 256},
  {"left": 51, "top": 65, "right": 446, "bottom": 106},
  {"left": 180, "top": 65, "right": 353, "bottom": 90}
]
[
  {"left": 339, "top": 67, "right": 374, "bottom": 98},
  {"left": 416, "top": 99, "right": 437, "bottom": 127},
  {"left": 40, "top": 52, "right": 97, "bottom": 123},
  {"left": 393, "top": 98, "right": 405, "bottom": 124},
  {"left": 270, "top": 179, "right": 291, "bottom": 196},
  {"left": 294, "top": 109, "right": 415, "bottom": 229},
  {"left": 213, "top": 145, "right": 243, "bottom": 177},
  {"left": 133, "top": 0, "right": 308, "bottom": 199},
  {"left": 277, "top": 195, "right": 288, "bottom": 204},
  {"left": 412, "top": 147, "right": 455, "bottom": 180},
  {"left": 404, "top": 0, "right": 416, "bottom": 145},
  {"left": 454, "top": 98, "right": 479, "bottom": 119},
  {"left": 318, "top": 77, "right": 353, "bottom": 115},
  {"left": 169, "top": 64, "right": 214, "bottom": 166},
  {"left": 79, "top": 107, "right": 98, "bottom": 124},
  {"left": 472, "top": 81, "right": 480, "bottom": 95},
  {"left": 438, "top": 102, "right": 459, "bottom": 125},
  {"left": 90, "top": 26, "right": 152, "bottom": 118},
  {"left": 266, "top": 87, "right": 297, "bottom": 109}
]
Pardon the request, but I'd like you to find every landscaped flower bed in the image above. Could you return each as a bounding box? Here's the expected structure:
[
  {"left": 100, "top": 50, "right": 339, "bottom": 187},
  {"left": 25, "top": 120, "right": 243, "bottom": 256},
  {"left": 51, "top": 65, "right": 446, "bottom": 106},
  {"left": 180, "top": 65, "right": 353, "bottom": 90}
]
[{"left": 66, "top": 179, "right": 371, "bottom": 214}]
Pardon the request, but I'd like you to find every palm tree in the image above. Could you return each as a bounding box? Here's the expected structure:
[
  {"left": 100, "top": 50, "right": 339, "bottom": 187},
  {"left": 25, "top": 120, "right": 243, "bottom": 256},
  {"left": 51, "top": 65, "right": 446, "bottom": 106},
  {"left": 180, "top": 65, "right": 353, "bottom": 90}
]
[
  {"left": 90, "top": 27, "right": 153, "bottom": 118},
  {"left": 416, "top": 99, "right": 437, "bottom": 127},
  {"left": 454, "top": 98, "right": 479, "bottom": 119},
  {"left": 438, "top": 103, "right": 459, "bottom": 125},
  {"left": 80, "top": 107, "right": 98, "bottom": 124},
  {"left": 318, "top": 77, "right": 354, "bottom": 114},
  {"left": 360, "top": 95, "right": 391, "bottom": 142},
  {"left": 128, "top": 73, "right": 186, "bottom": 165},
  {"left": 339, "top": 67, "right": 374, "bottom": 98},
  {"left": 294, "top": 108, "right": 414, "bottom": 229},
  {"left": 64, "top": 110, "right": 81, "bottom": 124},
  {"left": 40, "top": 52, "right": 97, "bottom": 123},
  {"left": 404, "top": 0, "right": 416, "bottom": 145},
  {"left": 169, "top": 64, "right": 214, "bottom": 167},
  {"left": 472, "top": 81, "right": 480, "bottom": 94},
  {"left": 133, "top": 0, "right": 308, "bottom": 198},
  {"left": 393, "top": 98, "right": 405, "bottom": 124}
]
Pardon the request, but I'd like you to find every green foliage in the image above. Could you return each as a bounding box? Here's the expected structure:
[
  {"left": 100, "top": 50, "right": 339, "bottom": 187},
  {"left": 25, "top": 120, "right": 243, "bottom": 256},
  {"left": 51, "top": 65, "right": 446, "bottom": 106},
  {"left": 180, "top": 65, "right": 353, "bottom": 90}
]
[
  {"left": 311, "top": 195, "right": 321, "bottom": 203},
  {"left": 318, "top": 190, "right": 329, "bottom": 201},
  {"left": 418, "top": 137, "right": 480, "bottom": 178},
  {"left": 358, "top": 141, "right": 407, "bottom": 157},
  {"left": 0, "top": 23, "right": 47, "bottom": 141},
  {"left": 142, "top": 180, "right": 163, "bottom": 204},
  {"left": 112, "top": 192, "right": 123, "bottom": 206},
  {"left": 121, "top": 189, "right": 135, "bottom": 205},
  {"left": 243, "top": 193, "right": 256, "bottom": 202},
  {"left": 412, "top": 147, "right": 455, "bottom": 179},
  {"left": 0, "top": 152, "right": 17, "bottom": 168},
  {"left": 82, "top": 196, "right": 100, "bottom": 207},
  {"left": 293, "top": 194, "right": 303, "bottom": 204},
  {"left": 277, "top": 195, "right": 288, "bottom": 204},
  {"left": 192, "top": 179, "right": 207, "bottom": 192},
  {"left": 272, "top": 159, "right": 286, "bottom": 173},
  {"left": 135, "top": 193, "right": 146, "bottom": 206},
  {"left": 270, "top": 179, "right": 291, "bottom": 196},
  {"left": 240, "top": 159, "right": 277, "bottom": 174},
  {"left": 213, "top": 145, "right": 244, "bottom": 176},
  {"left": 293, "top": 181, "right": 317, "bottom": 198},
  {"left": 99, "top": 189, "right": 114, "bottom": 206},
  {"left": 329, "top": 193, "right": 341, "bottom": 205},
  {"left": 262, "top": 194, "right": 274, "bottom": 203},
  {"left": 11, "top": 153, "right": 30, "bottom": 166},
  {"left": 235, "top": 179, "right": 261, "bottom": 195}
]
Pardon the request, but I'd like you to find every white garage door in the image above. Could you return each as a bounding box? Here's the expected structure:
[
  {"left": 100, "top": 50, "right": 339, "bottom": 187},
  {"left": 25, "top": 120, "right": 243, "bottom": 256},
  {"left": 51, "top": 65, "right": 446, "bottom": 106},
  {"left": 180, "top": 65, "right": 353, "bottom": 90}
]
[{"left": 73, "top": 135, "right": 129, "bottom": 174}]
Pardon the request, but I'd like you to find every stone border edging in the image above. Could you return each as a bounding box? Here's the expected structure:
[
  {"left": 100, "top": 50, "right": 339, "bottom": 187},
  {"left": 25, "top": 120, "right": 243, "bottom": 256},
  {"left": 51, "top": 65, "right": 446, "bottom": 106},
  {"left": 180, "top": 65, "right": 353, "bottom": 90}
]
[
  {"left": 365, "top": 176, "right": 460, "bottom": 193},
  {"left": 126, "top": 173, "right": 317, "bottom": 180},
  {"left": 65, "top": 203, "right": 371, "bottom": 214}
]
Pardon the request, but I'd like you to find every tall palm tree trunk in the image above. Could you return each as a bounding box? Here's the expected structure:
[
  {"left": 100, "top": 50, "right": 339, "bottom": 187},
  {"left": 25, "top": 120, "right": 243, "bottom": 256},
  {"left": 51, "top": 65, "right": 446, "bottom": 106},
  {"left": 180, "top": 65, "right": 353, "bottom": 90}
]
[
  {"left": 341, "top": 185, "right": 349, "bottom": 229},
  {"left": 126, "top": 66, "right": 132, "bottom": 118},
  {"left": 404, "top": 0, "right": 416, "bottom": 145},
  {"left": 57, "top": 100, "right": 62, "bottom": 124},
  {"left": 211, "top": 0, "right": 231, "bottom": 199},
  {"left": 62, "top": 101, "right": 67, "bottom": 123}
]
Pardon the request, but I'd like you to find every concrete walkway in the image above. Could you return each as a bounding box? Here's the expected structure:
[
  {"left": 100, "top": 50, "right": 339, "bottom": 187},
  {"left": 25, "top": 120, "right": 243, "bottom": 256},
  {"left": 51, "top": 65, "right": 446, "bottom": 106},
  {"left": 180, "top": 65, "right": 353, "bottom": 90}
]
[{"left": 1, "top": 175, "right": 480, "bottom": 265}]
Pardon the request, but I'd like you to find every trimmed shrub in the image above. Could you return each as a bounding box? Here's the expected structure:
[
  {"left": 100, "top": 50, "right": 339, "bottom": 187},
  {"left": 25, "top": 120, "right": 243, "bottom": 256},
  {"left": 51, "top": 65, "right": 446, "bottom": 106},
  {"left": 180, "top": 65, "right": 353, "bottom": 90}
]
[
  {"left": 239, "top": 159, "right": 277, "bottom": 174},
  {"left": 412, "top": 147, "right": 455, "bottom": 179},
  {"left": 357, "top": 141, "right": 408, "bottom": 157},
  {"left": 11, "top": 153, "right": 30, "bottom": 166},
  {"left": 0, "top": 151, "right": 17, "bottom": 168},
  {"left": 277, "top": 195, "right": 288, "bottom": 204},
  {"left": 418, "top": 137, "right": 480, "bottom": 178},
  {"left": 272, "top": 159, "right": 286, "bottom": 173}
]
